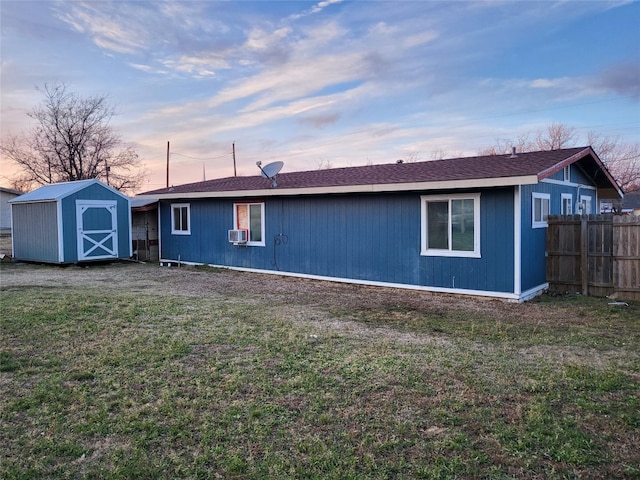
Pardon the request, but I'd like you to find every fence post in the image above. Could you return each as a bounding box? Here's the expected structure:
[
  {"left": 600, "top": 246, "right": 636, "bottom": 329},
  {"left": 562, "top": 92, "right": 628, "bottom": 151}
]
[{"left": 581, "top": 215, "right": 588, "bottom": 296}]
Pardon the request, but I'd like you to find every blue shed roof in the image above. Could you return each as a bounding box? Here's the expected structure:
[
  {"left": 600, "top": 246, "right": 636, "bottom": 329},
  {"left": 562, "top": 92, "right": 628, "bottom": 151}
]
[{"left": 10, "top": 179, "right": 127, "bottom": 204}]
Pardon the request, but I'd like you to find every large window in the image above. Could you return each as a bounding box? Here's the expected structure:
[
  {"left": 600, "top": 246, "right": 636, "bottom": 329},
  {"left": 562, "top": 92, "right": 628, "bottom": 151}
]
[
  {"left": 532, "top": 193, "right": 550, "bottom": 228},
  {"left": 171, "top": 203, "right": 190, "bottom": 235},
  {"left": 421, "top": 193, "right": 480, "bottom": 258},
  {"left": 233, "top": 202, "right": 265, "bottom": 246}
]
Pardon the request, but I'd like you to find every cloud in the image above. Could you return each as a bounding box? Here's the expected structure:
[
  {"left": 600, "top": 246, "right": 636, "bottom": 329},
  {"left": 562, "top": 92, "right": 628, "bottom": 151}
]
[
  {"left": 529, "top": 78, "right": 573, "bottom": 89},
  {"left": 593, "top": 62, "right": 640, "bottom": 100},
  {"left": 160, "top": 54, "right": 229, "bottom": 77},
  {"left": 245, "top": 26, "right": 292, "bottom": 51},
  {"left": 243, "top": 26, "right": 293, "bottom": 67},
  {"left": 403, "top": 30, "right": 439, "bottom": 48},
  {"left": 289, "top": 0, "right": 344, "bottom": 20},
  {"left": 299, "top": 113, "right": 340, "bottom": 128},
  {"left": 313, "top": 0, "right": 343, "bottom": 13},
  {"left": 129, "top": 63, "right": 162, "bottom": 74},
  {"left": 56, "top": 2, "right": 148, "bottom": 55},
  {"left": 54, "top": 0, "right": 236, "bottom": 76},
  {"left": 518, "top": 64, "right": 640, "bottom": 102}
]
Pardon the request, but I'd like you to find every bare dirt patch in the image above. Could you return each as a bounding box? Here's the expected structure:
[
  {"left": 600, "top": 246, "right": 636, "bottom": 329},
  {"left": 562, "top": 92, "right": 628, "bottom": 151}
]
[{"left": 0, "top": 260, "right": 590, "bottom": 327}]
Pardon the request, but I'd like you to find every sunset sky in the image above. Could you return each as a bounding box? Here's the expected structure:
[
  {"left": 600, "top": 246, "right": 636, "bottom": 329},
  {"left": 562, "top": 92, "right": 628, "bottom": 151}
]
[{"left": 1, "top": 0, "right": 639, "bottom": 193}]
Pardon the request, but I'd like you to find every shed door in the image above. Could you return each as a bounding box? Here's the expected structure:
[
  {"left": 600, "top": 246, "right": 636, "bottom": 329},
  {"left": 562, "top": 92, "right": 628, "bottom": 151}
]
[{"left": 76, "top": 200, "right": 118, "bottom": 261}]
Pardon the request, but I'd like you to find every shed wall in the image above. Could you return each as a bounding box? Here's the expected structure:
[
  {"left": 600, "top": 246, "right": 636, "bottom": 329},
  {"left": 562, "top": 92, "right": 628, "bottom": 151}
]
[
  {"left": 1, "top": 191, "right": 19, "bottom": 230},
  {"left": 60, "top": 183, "right": 131, "bottom": 262},
  {"left": 11, "top": 202, "right": 60, "bottom": 262}
]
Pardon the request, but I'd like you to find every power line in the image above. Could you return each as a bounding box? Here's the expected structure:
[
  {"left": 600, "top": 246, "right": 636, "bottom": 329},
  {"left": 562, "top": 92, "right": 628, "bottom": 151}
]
[{"left": 170, "top": 151, "right": 232, "bottom": 161}]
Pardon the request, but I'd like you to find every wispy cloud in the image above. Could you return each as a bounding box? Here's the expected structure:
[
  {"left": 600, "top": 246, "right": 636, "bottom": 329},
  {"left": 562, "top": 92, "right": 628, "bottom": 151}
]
[
  {"left": 2, "top": 0, "right": 638, "bottom": 189},
  {"left": 161, "top": 54, "right": 229, "bottom": 77},
  {"left": 592, "top": 62, "right": 640, "bottom": 100},
  {"left": 56, "top": 1, "right": 149, "bottom": 55},
  {"left": 288, "top": 0, "right": 344, "bottom": 20}
]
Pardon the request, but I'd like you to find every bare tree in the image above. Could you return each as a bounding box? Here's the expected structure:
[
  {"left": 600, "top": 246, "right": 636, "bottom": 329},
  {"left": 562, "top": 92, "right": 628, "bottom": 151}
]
[
  {"left": 404, "top": 151, "right": 422, "bottom": 163},
  {"left": 479, "top": 123, "right": 639, "bottom": 192},
  {"left": 534, "top": 123, "right": 577, "bottom": 150},
  {"left": 0, "top": 83, "right": 145, "bottom": 193},
  {"left": 588, "top": 132, "right": 640, "bottom": 192},
  {"left": 317, "top": 159, "right": 334, "bottom": 169},
  {"left": 477, "top": 133, "right": 532, "bottom": 156}
]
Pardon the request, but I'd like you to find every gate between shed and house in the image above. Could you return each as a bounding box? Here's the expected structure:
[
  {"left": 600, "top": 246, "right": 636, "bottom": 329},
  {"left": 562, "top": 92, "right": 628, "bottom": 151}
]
[
  {"left": 76, "top": 200, "right": 118, "bottom": 261},
  {"left": 546, "top": 215, "right": 640, "bottom": 300}
]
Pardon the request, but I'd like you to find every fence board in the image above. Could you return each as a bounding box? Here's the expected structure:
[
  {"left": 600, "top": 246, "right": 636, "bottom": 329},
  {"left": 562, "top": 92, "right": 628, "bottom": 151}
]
[
  {"left": 547, "top": 215, "right": 639, "bottom": 300},
  {"left": 613, "top": 216, "right": 640, "bottom": 300}
]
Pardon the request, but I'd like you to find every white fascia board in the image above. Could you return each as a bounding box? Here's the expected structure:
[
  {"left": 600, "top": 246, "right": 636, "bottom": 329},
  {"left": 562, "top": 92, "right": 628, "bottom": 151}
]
[
  {"left": 139, "top": 175, "right": 539, "bottom": 200},
  {"left": 57, "top": 200, "right": 64, "bottom": 263},
  {"left": 513, "top": 186, "right": 521, "bottom": 296},
  {"left": 542, "top": 178, "right": 597, "bottom": 190}
]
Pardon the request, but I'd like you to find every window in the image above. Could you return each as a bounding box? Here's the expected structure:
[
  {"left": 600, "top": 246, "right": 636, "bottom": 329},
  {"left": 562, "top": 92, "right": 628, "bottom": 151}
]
[
  {"left": 421, "top": 193, "right": 480, "bottom": 258},
  {"left": 561, "top": 193, "right": 573, "bottom": 215},
  {"left": 532, "top": 193, "right": 550, "bottom": 228},
  {"left": 171, "top": 203, "right": 190, "bottom": 234},
  {"left": 563, "top": 166, "right": 570, "bottom": 182},
  {"left": 233, "top": 202, "right": 265, "bottom": 246},
  {"left": 579, "top": 195, "right": 592, "bottom": 215},
  {"left": 600, "top": 199, "right": 615, "bottom": 214}
]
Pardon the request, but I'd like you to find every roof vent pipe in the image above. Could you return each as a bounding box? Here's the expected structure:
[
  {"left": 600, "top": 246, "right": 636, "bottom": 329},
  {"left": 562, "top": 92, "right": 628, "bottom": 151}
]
[{"left": 510, "top": 147, "right": 518, "bottom": 158}]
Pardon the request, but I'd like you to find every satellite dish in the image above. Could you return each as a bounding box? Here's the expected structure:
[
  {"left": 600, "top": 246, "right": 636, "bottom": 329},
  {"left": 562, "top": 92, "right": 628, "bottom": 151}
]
[{"left": 257, "top": 161, "right": 284, "bottom": 187}]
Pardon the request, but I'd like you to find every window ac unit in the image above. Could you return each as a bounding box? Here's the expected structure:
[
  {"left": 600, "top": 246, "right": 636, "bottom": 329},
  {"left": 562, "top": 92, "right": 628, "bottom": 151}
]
[{"left": 228, "top": 229, "right": 248, "bottom": 244}]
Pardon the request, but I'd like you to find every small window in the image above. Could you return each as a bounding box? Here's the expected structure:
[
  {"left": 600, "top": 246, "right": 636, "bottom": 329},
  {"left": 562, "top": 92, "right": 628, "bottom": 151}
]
[
  {"left": 563, "top": 166, "right": 570, "bottom": 182},
  {"left": 421, "top": 193, "right": 480, "bottom": 258},
  {"left": 233, "top": 202, "right": 265, "bottom": 246},
  {"left": 171, "top": 203, "right": 190, "bottom": 234},
  {"left": 579, "top": 195, "right": 592, "bottom": 216},
  {"left": 599, "top": 199, "right": 614, "bottom": 214},
  {"left": 561, "top": 194, "right": 573, "bottom": 215},
  {"left": 532, "top": 193, "right": 550, "bottom": 228}
]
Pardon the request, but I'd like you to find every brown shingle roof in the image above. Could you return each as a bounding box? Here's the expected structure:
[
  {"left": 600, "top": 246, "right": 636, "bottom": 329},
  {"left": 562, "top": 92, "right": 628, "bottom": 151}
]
[{"left": 139, "top": 147, "right": 618, "bottom": 197}]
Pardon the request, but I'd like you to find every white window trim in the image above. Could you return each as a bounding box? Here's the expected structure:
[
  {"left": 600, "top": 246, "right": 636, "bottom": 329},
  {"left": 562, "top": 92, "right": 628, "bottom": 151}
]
[
  {"left": 579, "top": 195, "right": 592, "bottom": 216},
  {"left": 171, "top": 203, "right": 191, "bottom": 235},
  {"left": 563, "top": 166, "right": 570, "bottom": 182},
  {"left": 561, "top": 193, "right": 573, "bottom": 215},
  {"left": 420, "top": 193, "right": 481, "bottom": 258},
  {"left": 532, "top": 193, "right": 550, "bottom": 229},
  {"left": 233, "top": 202, "right": 265, "bottom": 247}
]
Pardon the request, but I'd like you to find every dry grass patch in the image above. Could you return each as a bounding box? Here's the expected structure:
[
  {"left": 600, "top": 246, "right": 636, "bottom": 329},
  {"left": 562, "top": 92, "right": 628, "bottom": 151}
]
[{"left": 1, "top": 262, "right": 639, "bottom": 479}]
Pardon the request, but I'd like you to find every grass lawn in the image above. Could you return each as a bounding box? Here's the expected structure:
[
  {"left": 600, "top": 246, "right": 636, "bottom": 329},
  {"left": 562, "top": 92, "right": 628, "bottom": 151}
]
[{"left": 1, "top": 262, "right": 639, "bottom": 479}]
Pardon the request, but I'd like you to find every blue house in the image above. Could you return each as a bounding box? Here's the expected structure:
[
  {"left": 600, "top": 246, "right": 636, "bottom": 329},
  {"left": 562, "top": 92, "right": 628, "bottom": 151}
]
[
  {"left": 138, "top": 147, "right": 621, "bottom": 301},
  {"left": 10, "top": 179, "right": 132, "bottom": 264}
]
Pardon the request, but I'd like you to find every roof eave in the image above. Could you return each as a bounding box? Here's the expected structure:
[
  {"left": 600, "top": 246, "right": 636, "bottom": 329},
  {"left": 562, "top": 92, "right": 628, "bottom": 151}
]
[
  {"left": 537, "top": 147, "right": 623, "bottom": 197},
  {"left": 135, "top": 175, "right": 539, "bottom": 200}
]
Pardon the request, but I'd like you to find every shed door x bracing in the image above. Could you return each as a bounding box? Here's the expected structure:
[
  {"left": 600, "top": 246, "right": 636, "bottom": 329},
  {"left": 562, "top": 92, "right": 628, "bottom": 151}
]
[{"left": 76, "top": 200, "right": 118, "bottom": 261}]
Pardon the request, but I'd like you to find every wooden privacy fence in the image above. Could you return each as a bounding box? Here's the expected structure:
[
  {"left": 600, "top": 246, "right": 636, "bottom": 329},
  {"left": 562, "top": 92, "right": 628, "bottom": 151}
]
[{"left": 547, "top": 215, "right": 640, "bottom": 301}]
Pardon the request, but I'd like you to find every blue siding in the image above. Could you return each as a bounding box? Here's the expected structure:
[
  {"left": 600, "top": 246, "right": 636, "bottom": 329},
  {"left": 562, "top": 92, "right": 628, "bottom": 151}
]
[
  {"left": 570, "top": 166, "right": 595, "bottom": 187},
  {"left": 520, "top": 181, "right": 596, "bottom": 291},
  {"left": 417, "top": 189, "right": 514, "bottom": 292},
  {"left": 160, "top": 187, "right": 516, "bottom": 294}
]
